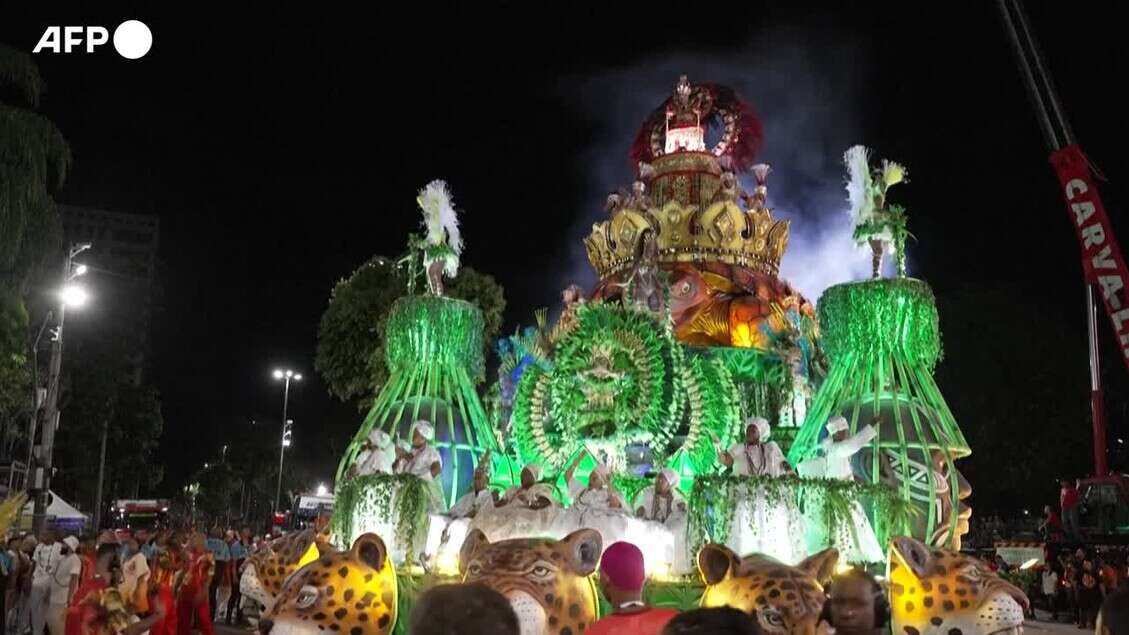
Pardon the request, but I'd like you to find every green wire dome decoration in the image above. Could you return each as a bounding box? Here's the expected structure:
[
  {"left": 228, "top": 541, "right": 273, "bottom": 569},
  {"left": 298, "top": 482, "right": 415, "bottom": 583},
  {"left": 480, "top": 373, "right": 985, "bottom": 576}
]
[
  {"left": 334, "top": 294, "right": 504, "bottom": 545},
  {"left": 817, "top": 278, "right": 942, "bottom": 372},
  {"left": 788, "top": 278, "right": 972, "bottom": 550},
  {"left": 510, "top": 301, "right": 741, "bottom": 477}
]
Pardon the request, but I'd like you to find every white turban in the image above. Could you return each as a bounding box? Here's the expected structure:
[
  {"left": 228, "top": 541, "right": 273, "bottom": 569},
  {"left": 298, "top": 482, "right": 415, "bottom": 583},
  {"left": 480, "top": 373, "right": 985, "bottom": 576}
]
[
  {"left": 410, "top": 420, "right": 434, "bottom": 442},
  {"left": 826, "top": 416, "right": 850, "bottom": 435},
  {"left": 368, "top": 429, "right": 392, "bottom": 448},
  {"left": 746, "top": 416, "right": 771, "bottom": 441},
  {"left": 659, "top": 468, "right": 679, "bottom": 488},
  {"left": 522, "top": 464, "right": 543, "bottom": 481}
]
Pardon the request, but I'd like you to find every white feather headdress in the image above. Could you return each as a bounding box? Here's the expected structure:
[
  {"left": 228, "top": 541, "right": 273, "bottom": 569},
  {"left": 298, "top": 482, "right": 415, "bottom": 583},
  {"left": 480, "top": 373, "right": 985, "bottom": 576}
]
[
  {"left": 844, "top": 145, "right": 875, "bottom": 223},
  {"left": 417, "top": 179, "right": 464, "bottom": 255}
]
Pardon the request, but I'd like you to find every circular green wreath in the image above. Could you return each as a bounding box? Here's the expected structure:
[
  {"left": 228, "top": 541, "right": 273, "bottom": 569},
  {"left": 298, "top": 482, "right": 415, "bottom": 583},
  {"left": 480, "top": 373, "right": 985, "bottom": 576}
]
[{"left": 818, "top": 278, "right": 941, "bottom": 370}]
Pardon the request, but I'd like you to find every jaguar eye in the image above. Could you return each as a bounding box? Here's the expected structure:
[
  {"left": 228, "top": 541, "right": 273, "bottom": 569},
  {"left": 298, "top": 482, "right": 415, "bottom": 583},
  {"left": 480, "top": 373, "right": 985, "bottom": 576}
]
[
  {"left": 532, "top": 566, "right": 551, "bottom": 577},
  {"left": 295, "top": 585, "right": 319, "bottom": 610},
  {"left": 467, "top": 563, "right": 483, "bottom": 577},
  {"left": 761, "top": 609, "right": 785, "bottom": 628}
]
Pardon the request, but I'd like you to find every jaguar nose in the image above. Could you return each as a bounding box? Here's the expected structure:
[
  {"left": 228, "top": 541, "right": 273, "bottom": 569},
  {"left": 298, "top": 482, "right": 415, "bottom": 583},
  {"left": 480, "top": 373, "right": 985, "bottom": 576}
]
[{"left": 258, "top": 618, "right": 273, "bottom": 634}]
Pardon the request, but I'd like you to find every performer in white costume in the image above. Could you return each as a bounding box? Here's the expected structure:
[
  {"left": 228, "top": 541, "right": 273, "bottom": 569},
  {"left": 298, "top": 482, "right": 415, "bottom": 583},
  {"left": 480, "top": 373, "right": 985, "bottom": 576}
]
[
  {"left": 713, "top": 417, "right": 806, "bottom": 563},
  {"left": 471, "top": 462, "right": 562, "bottom": 541},
  {"left": 350, "top": 429, "right": 396, "bottom": 477},
  {"left": 558, "top": 454, "right": 630, "bottom": 547},
  {"left": 634, "top": 468, "right": 690, "bottom": 574},
  {"left": 804, "top": 416, "right": 884, "bottom": 563},
  {"left": 395, "top": 420, "right": 445, "bottom": 511},
  {"left": 427, "top": 453, "right": 497, "bottom": 568}
]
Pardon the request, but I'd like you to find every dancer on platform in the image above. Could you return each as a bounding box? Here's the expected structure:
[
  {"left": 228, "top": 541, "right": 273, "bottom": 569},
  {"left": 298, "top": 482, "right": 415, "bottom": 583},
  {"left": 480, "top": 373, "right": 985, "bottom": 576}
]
[
  {"left": 713, "top": 417, "right": 806, "bottom": 563},
  {"left": 475, "top": 463, "right": 561, "bottom": 541},
  {"left": 394, "top": 420, "right": 444, "bottom": 511},
  {"left": 560, "top": 454, "right": 629, "bottom": 546},
  {"left": 498, "top": 464, "right": 557, "bottom": 510},
  {"left": 807, "top": 416, "right": 884, "bottom": 563},
  {"left": 350, "top": 429, "right": 396, "bottom": 478},
  {"left": 635, "top": 468, "right": 690, "bottom": 575}
]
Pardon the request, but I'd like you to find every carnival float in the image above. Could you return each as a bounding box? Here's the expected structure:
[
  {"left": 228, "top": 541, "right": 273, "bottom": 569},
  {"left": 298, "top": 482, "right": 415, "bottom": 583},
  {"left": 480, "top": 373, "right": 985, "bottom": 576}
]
[{"left": 243, "top": 76, "right": 1027, "bottom": 635}]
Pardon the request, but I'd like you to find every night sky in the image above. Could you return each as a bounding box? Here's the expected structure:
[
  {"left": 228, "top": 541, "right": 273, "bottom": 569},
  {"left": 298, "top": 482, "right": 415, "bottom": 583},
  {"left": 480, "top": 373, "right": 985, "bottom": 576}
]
[{"left": 5, "top": 3, "right": 1129, "bottom": 511}]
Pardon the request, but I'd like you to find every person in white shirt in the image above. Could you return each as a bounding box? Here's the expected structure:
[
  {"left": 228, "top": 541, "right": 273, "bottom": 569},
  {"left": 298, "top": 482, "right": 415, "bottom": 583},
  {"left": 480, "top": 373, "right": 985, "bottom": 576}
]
[
  {"left": 428, "top": 456, "right": 497, "bottom": 566},
  {"left": 350, "top": 429, "right": 396, "bottom": 478},
  {"left": 46, "top": 536, "right": 80, "bottom": 635},
  {"left": 634, "top": 468, "right": 690, "bottom": 574},
  {"left": 712, "top": 416, "right": 806, "bottom": 563},
  {"left": 31, "top": 530, "right": 64, "bottom": 635},
  {"left": 394, "top": 420, "right": 444, "bottom": 511},
  {"left": 803, "top": 416, "right": 883, "bottom": 563},
  {"left": 498, "top": 464, "right": 557, "bottom": 510},
  {"left": 448, "top": 456, "right": 497, "bottom": 519},
  {"left": 1042, "top": 566, "right": 1060, "bottom": 620}
]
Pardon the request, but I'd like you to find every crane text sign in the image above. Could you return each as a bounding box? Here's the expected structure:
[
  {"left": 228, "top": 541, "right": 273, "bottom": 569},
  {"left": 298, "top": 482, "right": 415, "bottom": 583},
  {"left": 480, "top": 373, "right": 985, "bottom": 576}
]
[{"left": 1053, "top": 144, "right": 1129, "bottom": 369}]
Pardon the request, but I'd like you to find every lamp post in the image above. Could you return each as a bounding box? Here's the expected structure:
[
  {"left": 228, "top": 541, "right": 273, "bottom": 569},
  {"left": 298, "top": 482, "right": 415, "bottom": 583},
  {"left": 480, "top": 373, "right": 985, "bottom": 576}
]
[
  {"left": 272, "top": 369, "right": 301, "bottom": 512},
  {"left": 32, "top": 242, "right": 91, "bottom": 536}
]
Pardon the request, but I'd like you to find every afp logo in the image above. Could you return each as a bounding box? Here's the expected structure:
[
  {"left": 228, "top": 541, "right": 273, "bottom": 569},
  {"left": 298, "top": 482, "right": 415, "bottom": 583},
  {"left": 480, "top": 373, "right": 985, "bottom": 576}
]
[{"left": 33, "top": 20, "right": 152, "bottom": 59}]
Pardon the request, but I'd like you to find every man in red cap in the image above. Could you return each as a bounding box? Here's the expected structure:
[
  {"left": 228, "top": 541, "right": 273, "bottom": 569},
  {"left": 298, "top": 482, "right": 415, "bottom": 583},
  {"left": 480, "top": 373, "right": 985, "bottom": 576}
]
[{"left": 587, "top": 542, "right": 679, "bottom": 635}]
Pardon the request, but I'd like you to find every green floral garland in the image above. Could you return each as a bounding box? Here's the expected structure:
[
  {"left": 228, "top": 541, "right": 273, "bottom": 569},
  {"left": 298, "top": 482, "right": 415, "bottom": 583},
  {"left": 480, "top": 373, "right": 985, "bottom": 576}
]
[
  {"left": 331, "top": 474, "right": 431, "bottom": 556},
  {"left": 687, "top": 475, "right": 914, "bottom": 558},
  {"left": 818, "top": 278, "right": 941, "bottom": 370}
]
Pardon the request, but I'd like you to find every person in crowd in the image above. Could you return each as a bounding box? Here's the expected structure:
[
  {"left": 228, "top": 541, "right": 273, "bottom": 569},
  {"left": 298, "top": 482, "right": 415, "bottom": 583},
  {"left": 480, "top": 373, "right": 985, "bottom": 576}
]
[
  {"left": 65, "top": 543, "right": 121, "bottom": 635},
  {"left": 147, "top": 539, "right": 181, "bottom": 635},
  {"left": 175, "top": 533, "right": 214, "bottom": 635},
  {"left": 203, "top": 529, "right": 228, "bottom": 623},
  {"left": 0, "top": 536, "right": 11, "bottom": 635},
  {"left": 1096, "top": 589, "right": 1129, "bottom": 635},
  {"left": 407, "top": 583, "right": 518, "bottom": 635},
  {"left": 224, "top": 530, "right": 248, "bottom": 625},
  {"left": 823, "top": 568, "right": 888, "bottom": 635},
  {"left": 117, "top": 539, "right": 149, "bottom": 616},
  {"left": 46, "top": 537, "right": 81, "bottom": 635},
  {"left": 712, "top": 417, "right": 806, "bottom": 563},
  {"left": 660, "top": 607, "right": 760, "bottom": 635},
  {"left": 1060, "top": 479, "right": 1082, "bottom": 541},
  {"left": 1041, "top": 563, "right": 1060, "bottom": 621},
  {"left": 586, "top": 542, "right": 678, "bottom": 635},
  {"left": 1039, "top": 505, "right": 1065, "bottom": 542},
  {"left": 31, "top": 529, "right": 65, "bottom": 635},
  {"left": 1079, "top": 558, "right": 1107, "bottom": 630}
]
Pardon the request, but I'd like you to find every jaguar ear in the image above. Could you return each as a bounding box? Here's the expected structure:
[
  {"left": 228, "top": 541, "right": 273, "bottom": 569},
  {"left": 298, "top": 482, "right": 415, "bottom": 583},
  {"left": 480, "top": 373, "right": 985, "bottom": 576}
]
[
  {"left": 698, "top": 543, "right": 739, "bottom": 586},
  {"left": 459, "top": 529, "right": 490, "bottom": 577},
  {"left": 350, "top": 534, "right": 388, "bottom": 572},
  {"left": 797, "top": 548, "right": 838, "bottom": 585},
  {"left": 561, "top": 529, "right": 602, "bottom": 576}
]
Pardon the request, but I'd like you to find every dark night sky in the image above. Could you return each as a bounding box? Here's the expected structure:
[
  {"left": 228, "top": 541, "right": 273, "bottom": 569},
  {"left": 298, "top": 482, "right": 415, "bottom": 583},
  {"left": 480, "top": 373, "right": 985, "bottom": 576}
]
[{"left": 5, "top": 3, "right": 1129, "bottom": 509}]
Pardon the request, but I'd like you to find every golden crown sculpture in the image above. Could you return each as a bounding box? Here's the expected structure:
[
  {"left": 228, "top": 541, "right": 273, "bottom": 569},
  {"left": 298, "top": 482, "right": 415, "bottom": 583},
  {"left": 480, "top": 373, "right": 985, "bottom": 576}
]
[{"left": 585, "top": 152, "right": 790, "bottom": 280}]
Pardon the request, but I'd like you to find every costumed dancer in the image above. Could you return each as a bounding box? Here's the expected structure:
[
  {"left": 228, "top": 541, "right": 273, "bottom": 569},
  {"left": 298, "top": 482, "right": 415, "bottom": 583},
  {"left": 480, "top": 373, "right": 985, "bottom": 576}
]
[
  {"left": 428, "top": 453, "right": 498, "bottom": 568},
  {"left": 349, "top": 429, "right": 396, "bottom": 478},
  {"left": 415, "top": 180, "right": 463, "bottom": 296},
  {"left": 557, "top": 454, "right": 630, "bottom": 548},
  {"left": 145, "top": 537, "right": 180, "bottom": 635},
  {"left": 805, "top": 416, "right": 884, "bottom": 563},
  {"left": 174, "top": 533, "right": 215, "bottom": 635},
  {"left": 713, "top": 417, "right": 807, "bottom": 563},
  {"left": 634, "top": 468, "right": 690, "bottom": 575},
  {"left": 394, "top": 420, "right": 444, "bottom": 511},
  {"left": 474, "top": 463, "right": 561, "bottom": 541}
]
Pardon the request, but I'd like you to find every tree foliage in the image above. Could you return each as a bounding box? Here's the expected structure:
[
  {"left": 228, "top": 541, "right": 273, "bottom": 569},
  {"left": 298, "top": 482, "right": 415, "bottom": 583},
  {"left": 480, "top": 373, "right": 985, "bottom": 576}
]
[
  {"left": 315, "top": 256, "right": 506, "bottom": 410},
  {"left": 0, "top": 43, "right": 70, "bottom": 463}
]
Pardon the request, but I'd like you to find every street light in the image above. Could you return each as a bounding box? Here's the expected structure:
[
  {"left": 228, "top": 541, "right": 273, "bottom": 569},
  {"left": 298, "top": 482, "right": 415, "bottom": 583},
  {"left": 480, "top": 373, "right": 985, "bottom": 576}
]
[
  {"left": 33, "top": 242, "right": 92, "bottom": 535},
  {"left": 273, "top": 368, "right": 302, "bottom": 512}
]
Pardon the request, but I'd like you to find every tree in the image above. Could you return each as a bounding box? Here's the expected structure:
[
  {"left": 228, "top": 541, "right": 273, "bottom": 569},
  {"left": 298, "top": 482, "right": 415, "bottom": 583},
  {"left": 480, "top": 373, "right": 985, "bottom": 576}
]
[
  {"left": 0, "top": 43, "right": 71, "bottom": 460},
  {"left": 315, "top": 256, "right": 506, "bottom": 410}
]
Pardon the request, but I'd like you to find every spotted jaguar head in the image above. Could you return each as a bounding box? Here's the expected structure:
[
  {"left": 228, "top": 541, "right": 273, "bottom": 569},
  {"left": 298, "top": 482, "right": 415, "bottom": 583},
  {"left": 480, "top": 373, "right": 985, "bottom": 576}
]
[
  {"left": 259, "top": 534, "right": 397, "bottom": 635},
  {"left": 889, "top": 537, "right": 1028, "bottom": 635},
  {"left": 698, "top": 544, "right": 839, "bottom": 635},
  {"left": 241, "top": 529, "right": 329, "bottom": 614},
  {"left": 459, "top": 528, "right": 602, "bottom": 635}
]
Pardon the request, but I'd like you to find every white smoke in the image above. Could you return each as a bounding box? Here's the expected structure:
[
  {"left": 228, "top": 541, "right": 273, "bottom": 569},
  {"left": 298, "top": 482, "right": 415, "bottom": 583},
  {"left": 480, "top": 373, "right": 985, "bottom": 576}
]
[{"left": 558, "top": 30, "right": 902, "bottom": 301}]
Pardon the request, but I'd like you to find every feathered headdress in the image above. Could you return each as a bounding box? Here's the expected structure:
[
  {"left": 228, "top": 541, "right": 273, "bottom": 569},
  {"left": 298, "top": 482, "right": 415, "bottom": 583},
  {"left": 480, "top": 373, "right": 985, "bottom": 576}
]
[
  {"left": 844, "top": 145, "right": 876, "bottom": 224},
  {"left": 416, "top": 180, "right": 464, "bottom": 276}
]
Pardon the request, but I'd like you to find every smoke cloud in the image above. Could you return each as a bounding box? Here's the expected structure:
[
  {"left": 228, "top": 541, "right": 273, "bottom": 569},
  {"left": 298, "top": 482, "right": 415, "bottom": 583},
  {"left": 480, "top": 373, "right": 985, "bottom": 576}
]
[{"left": 558, "top": 28, "right": 901, "bottom": 302}]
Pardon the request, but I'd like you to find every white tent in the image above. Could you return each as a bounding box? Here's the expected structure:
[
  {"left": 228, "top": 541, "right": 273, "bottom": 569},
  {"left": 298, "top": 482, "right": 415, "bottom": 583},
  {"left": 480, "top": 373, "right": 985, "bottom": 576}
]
[{"left": 20, "top": 491, "right": 89, "bottom": 525}]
